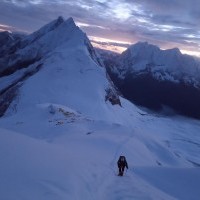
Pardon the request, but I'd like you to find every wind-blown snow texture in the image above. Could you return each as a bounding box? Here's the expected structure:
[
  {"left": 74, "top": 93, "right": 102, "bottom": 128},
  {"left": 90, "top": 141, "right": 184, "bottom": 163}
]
[{"left": 0, "top": 17, "right": 200, "bottom": 200}]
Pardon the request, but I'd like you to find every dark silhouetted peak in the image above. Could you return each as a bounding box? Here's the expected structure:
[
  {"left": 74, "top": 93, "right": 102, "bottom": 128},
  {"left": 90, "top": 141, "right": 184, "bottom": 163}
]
[
  {"left": 0, "top": 31, "right": 14, "bottom": 46},
  {"left": 0, "top": 31, "right": 10, "bottom": 38},
  {"left": 57, "top": 16, "right": 65, "bottom": 23}
]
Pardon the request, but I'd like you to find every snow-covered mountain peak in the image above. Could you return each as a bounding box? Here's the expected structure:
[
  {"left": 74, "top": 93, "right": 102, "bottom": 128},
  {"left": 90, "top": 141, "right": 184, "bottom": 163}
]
[
  {"left": 104, "top": 41, "right": 200, "bottom": 119},
  {"left": 19, "top": 16, "right": 84, "bottom": 53},
  {"left": 126, "top": 42, "right": 160, "bottom": 57},
  {"left": 122, "top": 42, "right": 183, "bottom": 62},
  {"left": 64, "top": 16, "right": 76, "bottom": 27},
  {"left": 19, "top": 17, "right": 61, "bottom": 46},
  {"left": 121, "top": 42, "right": 182, "bottom": 64},
  {"left": 127, "top": 42, "right": 181, "bottom": 56},
  {"left": 0, "top": 16, "right": 121, "bottom": 121},
  {"left": 0, "top": 17, "right": 86, "bottom": 77},
  {"left": 119, "top": 42, "right": 161, "bottom": 70},
  {"left": 129, "top": 41, "right": 159, "bottom": 51},
  {"left": 13, "top": 16, "right": 88, "bottom": 62},
  {"left": 117, "top": 41, "right": 200, "bottom": 84},
  {"left": 165, "top": 47, "right": 181, "bottom": 55}
]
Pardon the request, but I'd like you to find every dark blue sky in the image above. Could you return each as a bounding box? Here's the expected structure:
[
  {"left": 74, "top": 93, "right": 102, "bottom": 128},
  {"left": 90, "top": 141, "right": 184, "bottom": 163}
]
[{"left": 0, "top": 0, "right": 199, "bottom": 56}]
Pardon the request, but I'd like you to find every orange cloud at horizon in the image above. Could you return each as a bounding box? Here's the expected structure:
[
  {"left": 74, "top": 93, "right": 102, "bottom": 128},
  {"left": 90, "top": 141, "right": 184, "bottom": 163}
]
[
  {"left": 89, "top": 36, "right": 130, "bottom": 53},
  {"left": 91, "top": 42, "right": 127, "bottom": 53},
  {"left": 90, "top": 36, "right": 200, "bottom": 58}
]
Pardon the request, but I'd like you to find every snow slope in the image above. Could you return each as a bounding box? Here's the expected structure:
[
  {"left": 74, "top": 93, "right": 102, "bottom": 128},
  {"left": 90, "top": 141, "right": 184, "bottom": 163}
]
[
  {"left": 1, "top": 99, "right": 200, "bottom": 200},
  {"left": 0, "top": 17, "right": 200, "bottom": 200}
]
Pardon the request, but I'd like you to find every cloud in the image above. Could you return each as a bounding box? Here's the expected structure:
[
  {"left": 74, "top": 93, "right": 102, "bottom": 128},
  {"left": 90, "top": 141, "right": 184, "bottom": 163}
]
[
  {"left": 0, "top": 0, "right": 116, "bottom": 32},
  {"left": 90, "top": 39, "right": 130, "bottom": 48},
  {"left": 0, "top": 0, "right": 199, "bottom": 56}
]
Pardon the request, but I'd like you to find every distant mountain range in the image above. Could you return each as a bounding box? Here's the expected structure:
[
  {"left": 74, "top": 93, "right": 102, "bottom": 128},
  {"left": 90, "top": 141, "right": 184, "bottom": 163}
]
[
  {"left": 98, "top": 42, "right": 200, "bottom": 119},
  {"left": 1, "top": 17, "right": 200, "bottom": 120}
]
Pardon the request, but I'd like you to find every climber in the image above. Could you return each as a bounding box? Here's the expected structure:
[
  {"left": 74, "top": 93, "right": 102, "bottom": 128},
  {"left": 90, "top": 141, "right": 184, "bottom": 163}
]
[{"left": 117, "top": 155, "right": 128, "bottom": 176}]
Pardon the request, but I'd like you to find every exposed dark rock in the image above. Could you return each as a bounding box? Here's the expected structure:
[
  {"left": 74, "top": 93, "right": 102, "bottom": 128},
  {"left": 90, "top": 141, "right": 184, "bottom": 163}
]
[
  {"left": 105, "top": 88, "right": 121, "bottom": 106},
  {"left": 0, "top": 84, "right": 20, "bottom": 117},
  {"left": 0, "top": 57, "right": 41, "bottom": 77},
  {"left": 0, "top": 63, "right": 42, "bottom": 116}
]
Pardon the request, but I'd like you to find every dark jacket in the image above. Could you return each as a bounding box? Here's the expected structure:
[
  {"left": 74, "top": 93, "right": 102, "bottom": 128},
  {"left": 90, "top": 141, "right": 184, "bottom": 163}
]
[{"left": 117, "top": 156, "right": 128, "bottom": 169}]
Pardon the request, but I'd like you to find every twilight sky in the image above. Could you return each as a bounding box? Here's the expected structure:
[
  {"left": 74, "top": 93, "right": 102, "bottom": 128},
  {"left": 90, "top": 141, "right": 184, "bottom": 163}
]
[{"left": 0, "top": 0, "right": 200, "bottom": 56}]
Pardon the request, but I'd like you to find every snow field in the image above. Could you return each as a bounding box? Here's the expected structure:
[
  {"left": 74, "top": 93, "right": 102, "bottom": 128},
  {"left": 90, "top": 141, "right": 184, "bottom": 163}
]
[{"left": 1, "top": 102, "right": 200, "bottom": 200}]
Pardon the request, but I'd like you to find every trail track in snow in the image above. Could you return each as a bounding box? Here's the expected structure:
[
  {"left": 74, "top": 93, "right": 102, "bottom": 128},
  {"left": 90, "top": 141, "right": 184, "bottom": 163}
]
[{"left": 85, "top": 127, "right": 177, "bottom": 200}]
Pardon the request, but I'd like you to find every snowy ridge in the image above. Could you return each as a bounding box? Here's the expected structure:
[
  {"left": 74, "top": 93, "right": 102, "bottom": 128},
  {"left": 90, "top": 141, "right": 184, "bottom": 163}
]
[
  {"left": 0, "top": 17, "right": 81, "bottom": 76},
  {"left": 21, "top": 16, "right": 65, "bottom": 46}
]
